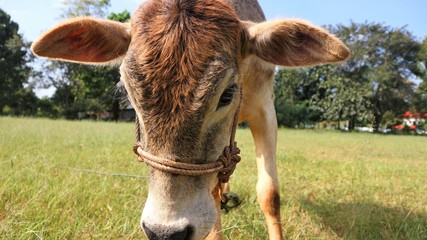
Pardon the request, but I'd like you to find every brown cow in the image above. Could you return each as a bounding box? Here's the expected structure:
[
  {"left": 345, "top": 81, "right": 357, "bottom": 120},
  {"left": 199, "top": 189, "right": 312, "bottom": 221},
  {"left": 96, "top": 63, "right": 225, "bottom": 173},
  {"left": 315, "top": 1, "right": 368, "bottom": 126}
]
[{"left": 31, "top": 0, "right": 350, "bottom": 239}]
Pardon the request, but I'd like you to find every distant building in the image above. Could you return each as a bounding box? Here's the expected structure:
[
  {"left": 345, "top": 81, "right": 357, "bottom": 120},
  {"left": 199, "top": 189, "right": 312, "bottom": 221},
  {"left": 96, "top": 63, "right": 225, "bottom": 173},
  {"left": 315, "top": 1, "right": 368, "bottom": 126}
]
[
  {"left": 402, "top": 111, "right": 425, "bottom": 127},
  {"left": 394, "top": 111, "right": 426, "bottom": 130},
  {"left": 119, "top": 100, "right": 136, "bottom": 121},
  {"left": 116, "top": 81, "right": 136, "bottom": 121}
]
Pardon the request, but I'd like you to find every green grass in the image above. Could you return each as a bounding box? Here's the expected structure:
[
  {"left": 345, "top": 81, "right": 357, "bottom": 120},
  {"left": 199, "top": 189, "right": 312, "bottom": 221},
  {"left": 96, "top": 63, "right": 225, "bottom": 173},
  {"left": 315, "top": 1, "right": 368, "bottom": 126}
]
[{"left": 1, "top": 117, "right": 427, "bottom": 239}]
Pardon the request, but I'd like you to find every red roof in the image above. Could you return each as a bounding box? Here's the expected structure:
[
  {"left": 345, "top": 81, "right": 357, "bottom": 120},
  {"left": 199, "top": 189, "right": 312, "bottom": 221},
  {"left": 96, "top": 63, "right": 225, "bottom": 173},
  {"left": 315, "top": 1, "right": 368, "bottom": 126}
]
[
  {"left": 402, "top": 111, "right": 427, "bottom": 118},
  {"left": 393, "top": 124, "right": 417, "bottom": 130},
  {"left": 402, "top": 111, "right": 412, "bottom": 117}
]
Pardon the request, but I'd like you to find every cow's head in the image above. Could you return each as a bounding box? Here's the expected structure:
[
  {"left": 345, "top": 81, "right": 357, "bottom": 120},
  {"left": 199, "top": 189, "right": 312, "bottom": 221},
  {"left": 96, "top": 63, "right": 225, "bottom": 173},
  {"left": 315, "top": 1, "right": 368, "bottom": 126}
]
[{"left": 32, "top": 0, "right": 349, "bottom": 239}]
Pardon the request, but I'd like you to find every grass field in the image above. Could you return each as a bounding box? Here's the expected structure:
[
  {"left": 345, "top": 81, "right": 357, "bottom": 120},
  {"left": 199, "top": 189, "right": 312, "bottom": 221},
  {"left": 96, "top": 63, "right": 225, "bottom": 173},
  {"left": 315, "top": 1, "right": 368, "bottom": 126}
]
[{"left": 1, "top": 117, "right": 427, "bottom": 239}]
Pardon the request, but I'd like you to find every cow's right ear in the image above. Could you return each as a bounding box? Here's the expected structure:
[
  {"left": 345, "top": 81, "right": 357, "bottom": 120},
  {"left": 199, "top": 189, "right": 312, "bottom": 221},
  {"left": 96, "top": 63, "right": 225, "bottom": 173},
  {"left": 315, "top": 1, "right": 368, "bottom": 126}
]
[
  {"left": 31, "top": 17, "right": 131, "bottom": 64},
  {"left": 246, "top": 19, "right": 350, "bottom": 67}
]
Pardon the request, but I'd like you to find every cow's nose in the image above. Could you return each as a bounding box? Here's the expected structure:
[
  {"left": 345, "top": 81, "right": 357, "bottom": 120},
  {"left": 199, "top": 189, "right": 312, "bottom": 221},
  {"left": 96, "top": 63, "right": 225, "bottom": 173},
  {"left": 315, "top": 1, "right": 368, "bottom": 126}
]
[{"left": 142, "top": 222, "right": 194, "bottom": 240}]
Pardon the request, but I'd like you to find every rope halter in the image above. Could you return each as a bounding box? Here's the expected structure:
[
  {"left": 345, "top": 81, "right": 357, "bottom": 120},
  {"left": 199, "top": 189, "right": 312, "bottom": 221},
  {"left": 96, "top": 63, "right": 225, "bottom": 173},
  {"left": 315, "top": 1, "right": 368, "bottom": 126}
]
[{"left": 132, "top": 86, "right": 242, "bottom": 183}]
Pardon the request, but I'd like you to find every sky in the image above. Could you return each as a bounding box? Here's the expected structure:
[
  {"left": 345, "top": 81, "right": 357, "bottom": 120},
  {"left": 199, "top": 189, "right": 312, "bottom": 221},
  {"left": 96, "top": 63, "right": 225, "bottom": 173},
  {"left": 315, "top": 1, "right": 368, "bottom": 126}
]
[
  {"left": 1, "top": 0, "right": 427, "bottom": 42},
  {"left": 1, "top": 0, "right": 427, "bottom": 97}
]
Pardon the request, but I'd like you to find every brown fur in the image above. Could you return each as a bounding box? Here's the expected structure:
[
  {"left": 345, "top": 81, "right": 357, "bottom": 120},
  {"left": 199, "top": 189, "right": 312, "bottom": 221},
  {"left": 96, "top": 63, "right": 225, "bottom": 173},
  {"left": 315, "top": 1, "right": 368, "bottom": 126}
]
[
  {"left": 123, "top": 0, "right": 246, "bottom": 154},
  {"left": 262, "top": 189, "right": 281, "bottom": 219}
]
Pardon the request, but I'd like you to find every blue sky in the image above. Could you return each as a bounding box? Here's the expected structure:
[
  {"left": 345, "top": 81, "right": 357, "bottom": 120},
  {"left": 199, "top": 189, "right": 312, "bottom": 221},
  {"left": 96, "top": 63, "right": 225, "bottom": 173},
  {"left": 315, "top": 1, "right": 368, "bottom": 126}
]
[{"left": 1, "top": 0, "right": 427, "bottom": 42}]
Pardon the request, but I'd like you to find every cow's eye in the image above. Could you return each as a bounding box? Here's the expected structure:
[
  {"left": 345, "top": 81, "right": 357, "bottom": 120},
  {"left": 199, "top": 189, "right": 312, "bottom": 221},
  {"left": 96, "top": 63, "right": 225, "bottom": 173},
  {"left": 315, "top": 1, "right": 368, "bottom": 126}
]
[{"left": 217, "top": 83, "right": 237, "bottom": 109}]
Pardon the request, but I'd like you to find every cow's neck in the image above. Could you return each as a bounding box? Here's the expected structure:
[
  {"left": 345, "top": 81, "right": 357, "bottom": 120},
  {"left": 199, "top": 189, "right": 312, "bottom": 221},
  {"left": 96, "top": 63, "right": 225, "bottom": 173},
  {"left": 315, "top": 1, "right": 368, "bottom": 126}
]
[{"left": 226, "top": 0, "right": 266, "bottom": 22}]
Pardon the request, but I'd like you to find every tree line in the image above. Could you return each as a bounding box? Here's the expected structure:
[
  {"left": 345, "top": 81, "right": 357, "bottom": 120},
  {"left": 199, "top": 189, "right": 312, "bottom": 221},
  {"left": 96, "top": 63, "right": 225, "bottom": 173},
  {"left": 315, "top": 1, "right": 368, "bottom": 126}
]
[
  {"left": 1, "top": 0, "right": 130, "bottom": 120},
  {"left": 1, "top": 1, "right": 426, "bottom": 130},
  {"left": 275, "top": 22, "right": 427, "bottom": 132}
]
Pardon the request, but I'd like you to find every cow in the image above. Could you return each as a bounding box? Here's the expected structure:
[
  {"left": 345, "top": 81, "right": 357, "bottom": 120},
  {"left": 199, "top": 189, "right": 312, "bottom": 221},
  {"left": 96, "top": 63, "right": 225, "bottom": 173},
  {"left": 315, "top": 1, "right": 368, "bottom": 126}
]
[{"left": 31, "top": 0, "right": 350, "bottom": 239}]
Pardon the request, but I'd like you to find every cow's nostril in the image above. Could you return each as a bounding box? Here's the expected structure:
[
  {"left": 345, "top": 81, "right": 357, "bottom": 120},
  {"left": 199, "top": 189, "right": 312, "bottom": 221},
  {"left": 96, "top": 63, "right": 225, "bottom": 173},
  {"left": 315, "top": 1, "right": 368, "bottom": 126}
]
[
  {"left": 142, "top": 222, "right": 157, "bottom": 240},
  {"left": 142, "top": 222, "right": 194, "bottom": 240},
  {"left": 170, "top": 225, "right": 193, "bottom": 240}
]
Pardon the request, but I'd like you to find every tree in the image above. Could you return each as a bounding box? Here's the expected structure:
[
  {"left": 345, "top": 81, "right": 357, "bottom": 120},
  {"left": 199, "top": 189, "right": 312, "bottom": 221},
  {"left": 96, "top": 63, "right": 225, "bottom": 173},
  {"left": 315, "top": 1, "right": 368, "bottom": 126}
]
[
  {"left": 0, "top": 8, "right": 37, "bottom": 115},
  {"left": 274, "top": 68, "right": 322, "bottom": 128},
  {"left": 419, "top": 37, "right": 427, "bottom": 79},
  {"left": 342, "top": 22, "right": 420, "bottom": 131},
  {"left": 108, "top": 10, "right": 130, "bottom": 23},
  {"left": 274, "top": 22, "right": 422, "bottom": 132},
  {"left": 61, "top": 0, "right": 110, "bottom": 18},
  {"left": 35, "top": 1, "right": 130, "bottom": 119},
  {"left": 310, "top": 65, "right": 373, "bottom": 130},
  {"left": 315, "top": 23, "right": 420, "bottom": 131},
  {"left": 414, "top": 37, "right": 427, "bottom": 113}
]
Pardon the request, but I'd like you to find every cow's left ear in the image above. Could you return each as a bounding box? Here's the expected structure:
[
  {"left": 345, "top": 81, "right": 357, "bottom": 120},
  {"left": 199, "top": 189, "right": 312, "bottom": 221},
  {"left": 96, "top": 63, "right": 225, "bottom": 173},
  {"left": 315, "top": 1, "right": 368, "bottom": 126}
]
[
  {"left": 246, "top": 19, "right": 350, "bottom": 67},
  {"left": 31, "top": 17, "right": 131, "bottom": 64}
]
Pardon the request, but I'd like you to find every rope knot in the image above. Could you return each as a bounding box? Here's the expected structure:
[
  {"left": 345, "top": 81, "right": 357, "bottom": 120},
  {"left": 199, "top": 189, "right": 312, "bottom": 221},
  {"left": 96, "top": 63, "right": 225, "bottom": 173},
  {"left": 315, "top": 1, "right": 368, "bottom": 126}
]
[{"left": 218, "top": 142, "right": 241, "bottom": 183}]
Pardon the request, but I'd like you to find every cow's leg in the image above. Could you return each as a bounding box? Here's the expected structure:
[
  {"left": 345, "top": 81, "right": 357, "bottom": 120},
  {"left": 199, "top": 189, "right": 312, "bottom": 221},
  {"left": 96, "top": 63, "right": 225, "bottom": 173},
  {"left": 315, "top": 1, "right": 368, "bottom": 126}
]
[{"left": 247, "top": 102, "right": 283, "bottom": 240}]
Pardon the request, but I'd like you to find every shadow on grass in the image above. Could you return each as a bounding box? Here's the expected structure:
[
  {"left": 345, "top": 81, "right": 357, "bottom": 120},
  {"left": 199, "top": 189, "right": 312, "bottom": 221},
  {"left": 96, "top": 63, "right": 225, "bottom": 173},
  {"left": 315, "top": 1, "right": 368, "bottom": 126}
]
[{"left": 300, "top": 199, "right": 427, "bottom": 239}]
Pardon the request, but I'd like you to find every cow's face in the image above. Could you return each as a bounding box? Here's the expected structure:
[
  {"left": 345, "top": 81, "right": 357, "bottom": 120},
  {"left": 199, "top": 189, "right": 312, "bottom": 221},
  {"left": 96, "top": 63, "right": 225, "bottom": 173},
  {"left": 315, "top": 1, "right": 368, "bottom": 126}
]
[{"left": 121, "top": 2, "right": 245, "bottom": 238}]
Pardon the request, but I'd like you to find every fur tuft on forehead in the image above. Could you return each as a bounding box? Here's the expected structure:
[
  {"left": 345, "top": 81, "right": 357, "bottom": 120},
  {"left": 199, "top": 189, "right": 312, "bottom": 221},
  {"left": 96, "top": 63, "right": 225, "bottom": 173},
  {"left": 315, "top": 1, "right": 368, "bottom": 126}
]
[
  {"left": 127, "top": 0, "right": 243, "bottom": 117},
  {"left": 123, "top": 0, "right": 246, "bottom": 150}
]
